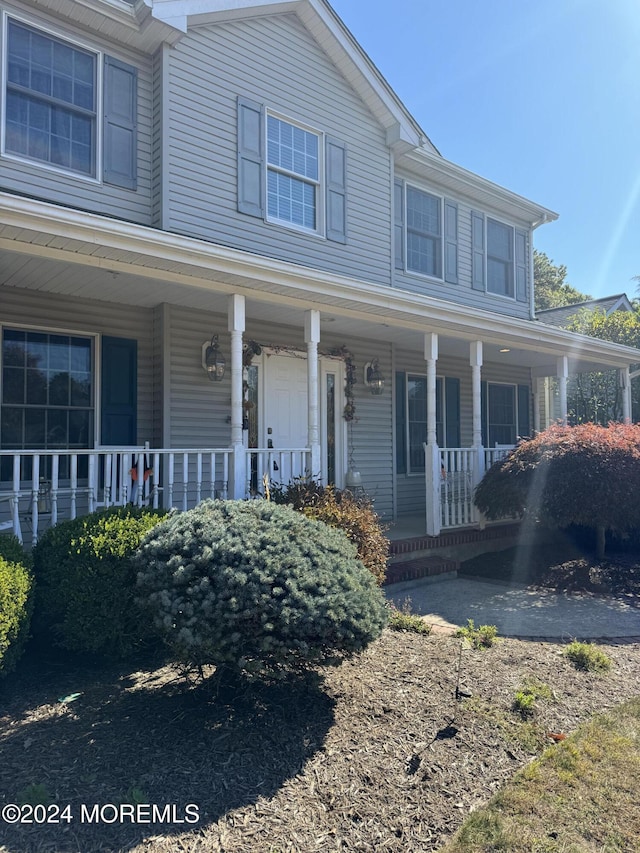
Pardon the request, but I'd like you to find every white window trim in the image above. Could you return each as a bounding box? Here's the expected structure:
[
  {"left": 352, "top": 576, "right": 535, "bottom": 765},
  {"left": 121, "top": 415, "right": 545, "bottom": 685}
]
[
  {"left": 405, "top": 372, "right": 445, "bottom": 476},
  {"left": 403, "top": 182, "right": 444, "bottom": 282},
  {"left": 486, "top": 216, "right": 516, "bottom": 300},
  {"left": 265, "top": 109, "right": 324, "bottom": 237},
  {"left": 0, "top": 321, "right": 99, "bottom": 451},
  {"left": 1, "top": 11, "right": 103, "bottom": 184}
]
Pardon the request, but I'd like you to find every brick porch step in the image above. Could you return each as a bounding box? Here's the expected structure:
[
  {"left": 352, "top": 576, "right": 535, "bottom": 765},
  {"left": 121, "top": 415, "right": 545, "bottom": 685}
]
[{"left": 384, "top": 555, "right": 458, "bottom": 586}]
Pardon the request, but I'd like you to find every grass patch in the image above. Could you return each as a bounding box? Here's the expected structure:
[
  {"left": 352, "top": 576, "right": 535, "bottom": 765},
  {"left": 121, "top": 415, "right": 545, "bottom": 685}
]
[
  {"left": 512, "top": 678, "right": 554, "bottom": 718},
  {"left": 565, "top": 640, "right": 611, "bottom": 672},
  {"left": 461, "top": 697, "right": 548, "bottom": 755},
  {"left": 441, "top": 696, "right": 640, "bottom": 853}
]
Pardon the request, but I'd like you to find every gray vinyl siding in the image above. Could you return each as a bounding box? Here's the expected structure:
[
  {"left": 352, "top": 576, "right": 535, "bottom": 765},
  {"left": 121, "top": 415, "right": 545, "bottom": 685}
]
[
  {"left": 163, "top": 14, "right": 391, "bottom": 286},
  {"left": 393, "top": 168, "right": 532, "bottom": 320},
  {"left": 394, "top": 347, "right": 531, "bottom": 517},
  {"left": 0, "top": 286, "right": 155, "bottom": 444},
  {"left": 0, "top": 2, "right": 152, "bottom": 224}
]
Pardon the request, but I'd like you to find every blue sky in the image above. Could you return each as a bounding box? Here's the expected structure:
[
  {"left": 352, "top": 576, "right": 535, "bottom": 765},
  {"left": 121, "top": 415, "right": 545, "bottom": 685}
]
[{"left": 333, "top": 0, "right": 640, "bottom": 301}]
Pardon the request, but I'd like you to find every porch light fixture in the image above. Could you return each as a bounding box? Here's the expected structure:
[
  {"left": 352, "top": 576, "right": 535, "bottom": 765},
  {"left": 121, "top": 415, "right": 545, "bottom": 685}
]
[
  {"left": 364, "top": 359, "right": 385, "bottom": 395},
  {"left": 202, "top": 334, "right": 226, "bottom": 381}
]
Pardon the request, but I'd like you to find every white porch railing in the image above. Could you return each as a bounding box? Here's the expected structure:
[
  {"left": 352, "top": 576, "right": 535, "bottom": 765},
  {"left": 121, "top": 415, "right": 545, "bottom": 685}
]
[
  {"left": 0, "top": 445, "right": 317, "bottom": 544},
  {"left": 0, "top": 446, "right": 232, "bottom": 544},
  {"left": 440, "top": 447, "right": 479, "bottom": 529},
  {"left": 424, "top": 443, "right": 515, "bottom": 535},
  {"left": 246, "top": 448, "right": 311, "bottom": 495}
]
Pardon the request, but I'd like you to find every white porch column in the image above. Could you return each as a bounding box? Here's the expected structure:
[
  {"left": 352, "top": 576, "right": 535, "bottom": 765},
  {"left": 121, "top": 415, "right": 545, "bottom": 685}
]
[
  {"left": 620, "top": 367, "right": 631, "bottom": 423},
  {"left": 533, "top": 377, "right": 543, "bottom": 434},
  {"left": 305, "top": 309, "right": 321, "bottom": 480},
  {"left": 470, "top": 341, "right": 485, "bottom": 521},
  {"left": 557, "top": 355, "right": 568, "bottom": 425},
  {"left": 470, "top": 341, "right": 483, "bottom": 448},
  {"left": 424, "top": 333, "right": 441, "bottom": 536},
  {"left": 228, "top": 294, "right": 246, "bottom": 499}
]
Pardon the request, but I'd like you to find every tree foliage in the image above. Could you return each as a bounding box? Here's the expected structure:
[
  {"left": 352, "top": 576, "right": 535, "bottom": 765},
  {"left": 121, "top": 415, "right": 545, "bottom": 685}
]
[
  {"left": 533, "top": 250, "right": 590, "bottom": 312},
  {"left": 565, "top": 307, "right": 640, "bottom": 424},
  {"left": 474, "top": 423, "right": 640, "bottom": 556}
]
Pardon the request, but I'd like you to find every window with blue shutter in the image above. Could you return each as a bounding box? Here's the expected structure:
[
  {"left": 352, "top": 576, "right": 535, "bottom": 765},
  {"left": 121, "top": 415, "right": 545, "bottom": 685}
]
[
  {"left": 395, "top": 372, "right": 406, "bottom": 474},
  {"left": 444, "top": 200, "right": 458, "bottom": 284},
  {"left": 472, "top": 212, "right": 486, "bottom": 292},
  {"left": 515, "top": 229, "right": 528, "bottom": 303},
  {"left": 101, "top": 336, "right": 137, "bottom": 445},
  {"left": 394, "top": 179, "right": 405, "bottom": 270},
  {"left": 103, "top": 56, "right": 137, "bottom": 190}
]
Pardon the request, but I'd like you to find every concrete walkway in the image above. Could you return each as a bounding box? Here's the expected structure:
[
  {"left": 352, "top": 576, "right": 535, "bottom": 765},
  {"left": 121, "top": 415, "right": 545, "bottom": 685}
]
[{"left": 386, "top": 575, "right": 640, "bottom": 642}]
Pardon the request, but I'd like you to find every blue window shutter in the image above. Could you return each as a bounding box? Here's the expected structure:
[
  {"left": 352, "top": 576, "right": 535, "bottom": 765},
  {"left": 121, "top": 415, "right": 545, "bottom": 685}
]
[
  {"left": 445, "top": 377, "right": 461, "bottom": 447},
  {"left": 517, "top": 384, "right": 531, "bottom": 438},
  {"left": 326, "top": 137, "right": 347, "bottom": 243},
  {"left": 515, "top": 229, "right": 528, "bottom": 302},
  {"left": 471, "top": 211, "right": 485, "bottom": 291},
  {"left": 395, "top": 371, "right": 407, "bottom": 474},
  {"left": 444, "top": 200, "right": 458, "bottom": 284},
  {"left": 237, "top": 97, "right": 264, "bottom": 217},
  {"left": 103, "top": 56, "right": 137, "bottom": 190},
  {"left": 101, "top": 336, "right": 137, "bottom": 445},
  {"left": 481, "top": 380, "right": 488, "bottom": 446},
  {"left": 394, "top": 179, "right": 404, "bottom": 270}
]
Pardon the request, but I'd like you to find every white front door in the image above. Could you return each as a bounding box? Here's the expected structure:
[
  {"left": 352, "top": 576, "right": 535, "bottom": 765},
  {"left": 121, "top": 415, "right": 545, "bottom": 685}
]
[{"left": 258, "top": 351, "right": 345, "bottom": 487}]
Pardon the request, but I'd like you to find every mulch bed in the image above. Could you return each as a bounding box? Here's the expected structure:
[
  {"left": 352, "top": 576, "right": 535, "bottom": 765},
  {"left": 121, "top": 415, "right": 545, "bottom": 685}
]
[{"left": 2, "top": 624, "right": 640, "bottom": 852}]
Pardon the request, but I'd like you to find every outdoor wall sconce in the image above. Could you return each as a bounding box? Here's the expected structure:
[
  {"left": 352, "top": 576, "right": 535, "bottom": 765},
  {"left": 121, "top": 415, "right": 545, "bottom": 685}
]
[
  {"left": 364, "top": 359, "right": 385, "bottom": 395},
  {"left": 202, "top": 334, "right": 226, "bottom": 381}
]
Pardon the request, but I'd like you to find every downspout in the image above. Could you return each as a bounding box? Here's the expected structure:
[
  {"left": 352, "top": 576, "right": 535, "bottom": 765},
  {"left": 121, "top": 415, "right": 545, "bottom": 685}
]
[{"left": 528, "top": 213, "right": 551, "bottom": 320}]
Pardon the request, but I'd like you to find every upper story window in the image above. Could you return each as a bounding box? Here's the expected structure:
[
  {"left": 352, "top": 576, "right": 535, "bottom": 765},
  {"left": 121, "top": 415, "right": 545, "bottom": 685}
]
[
  {"left": 237, "top": 97, "right": 347, "bottom": 244},
  {"left": 5, "top": 20, "right": 96, "bottom": 176},
  {"left": 406, "top": 186, "right": 441, "bottom": 278},
  {"left": 472, "top": 211, "right": 528, "bottom": 303},
  {"left": 487, "top": 219, "right": 514, "bottom": 297},
  {"left": 2, "top": 16, "right": 138, "bottom": 189},
  {"left": 267, "top": 114, "right": 319, "bottom": 232},
  {"left": 395, "top": 179, "right": 458, "bottom": 283}
]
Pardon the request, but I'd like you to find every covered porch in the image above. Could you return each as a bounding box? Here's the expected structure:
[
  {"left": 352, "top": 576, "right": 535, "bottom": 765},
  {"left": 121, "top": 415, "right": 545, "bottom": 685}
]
[{"left": 1, "top": 193, "right": 639, "bottom": 545}]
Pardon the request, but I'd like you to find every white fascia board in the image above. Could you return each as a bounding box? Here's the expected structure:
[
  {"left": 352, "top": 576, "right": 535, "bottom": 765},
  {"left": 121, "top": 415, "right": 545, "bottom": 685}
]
[
  {"left": 401, "top": 149, "right": 558, "bottom": 227},
  {"left": 2, "top": 193, "right": 637, "bottom": 368}
]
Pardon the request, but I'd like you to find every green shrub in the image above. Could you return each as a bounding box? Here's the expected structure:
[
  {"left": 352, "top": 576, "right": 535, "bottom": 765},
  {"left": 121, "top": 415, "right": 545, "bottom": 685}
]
[
  {"left": 134, "top": 500, "right": 388, "bottom": 678},
  {"left": 0, "top": 534, "right": 30, "bottom": 568},
  {"left": 564, "top": 641, "right": 611, "bottom": 672},
  {"left": 475, "top": 423, "right": 640, "bottom": 556},
  {"left": 456, "top": 618, "right": 498, "bottom": 649},
  {"left": 0, "top": 554, "right": 33, "bottom": 677},
  {"left": 32, "top": 506, "right": 166, "bottom": 658},
  {"left": 388, "top": 599, "right": 432, "bottom": 635},
  {"left": 269, "top": 481, "right": 389, "bottom": 585}
]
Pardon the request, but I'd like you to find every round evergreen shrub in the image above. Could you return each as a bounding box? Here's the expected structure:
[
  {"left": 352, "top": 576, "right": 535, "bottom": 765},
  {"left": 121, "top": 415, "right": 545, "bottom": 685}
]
[
  {"left": 0, "top": 553, "right": 33, "bottom": 677},
  {"left": 269, "top": 481, "right": 389, "bottom": 585},
  {"left": 0, "top": 534, "right": 31, "bottom": 569},
  {"left": 134, "top": 500, "right": 388, "bottom": 678},
  {"left": 31, "top": 505, "right": 166, "bottom": 658}
]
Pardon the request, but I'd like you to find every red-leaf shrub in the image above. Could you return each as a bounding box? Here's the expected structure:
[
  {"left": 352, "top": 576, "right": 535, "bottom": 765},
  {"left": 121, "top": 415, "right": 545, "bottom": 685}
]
[{"left": 474, "top": 423, "right": 640, "bottom": 553}]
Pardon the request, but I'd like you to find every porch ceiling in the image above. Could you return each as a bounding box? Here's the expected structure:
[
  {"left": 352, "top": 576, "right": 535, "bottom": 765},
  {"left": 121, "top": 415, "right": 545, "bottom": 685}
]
[{"left": 1, "top": 193, "right": 639, "bottom": 376}]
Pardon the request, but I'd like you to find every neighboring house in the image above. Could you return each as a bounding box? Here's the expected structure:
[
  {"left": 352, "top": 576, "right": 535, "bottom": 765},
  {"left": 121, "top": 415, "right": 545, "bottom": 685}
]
[
  {"left": 1, "top": 0, "right": 640, "bottom": 543},
  {"left": 537, "top": 294, "right": 636, "bottom": 426}
]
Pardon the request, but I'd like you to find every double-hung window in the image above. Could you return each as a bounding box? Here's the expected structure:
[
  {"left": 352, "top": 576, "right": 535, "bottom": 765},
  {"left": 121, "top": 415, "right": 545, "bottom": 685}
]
[
  {"left": 487, "top": 219, "right": 514, "bottom": 297},
  {"left": 395, "top": 180, "right": 458, "bottom": 282},
  {"left": 267, "top": 114, "right": 320, "bottom": 232},
  {"left": 481, "top": 382, "right": 531, "bottom": 447},
  {"left": 471, "top": 212, "right": 527, "bottom": 302},
  {"left": 5, "top": 19, "right": 97, "bottom": 177},
  {"left": 3, "top": 17, "right": 138, "bottom": 188},
  {"left": 406, "top": 186, "right": 442, "bottom": 278},
  {"left": 238, "top": 98, "right": 347, "bottom": 242}
]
